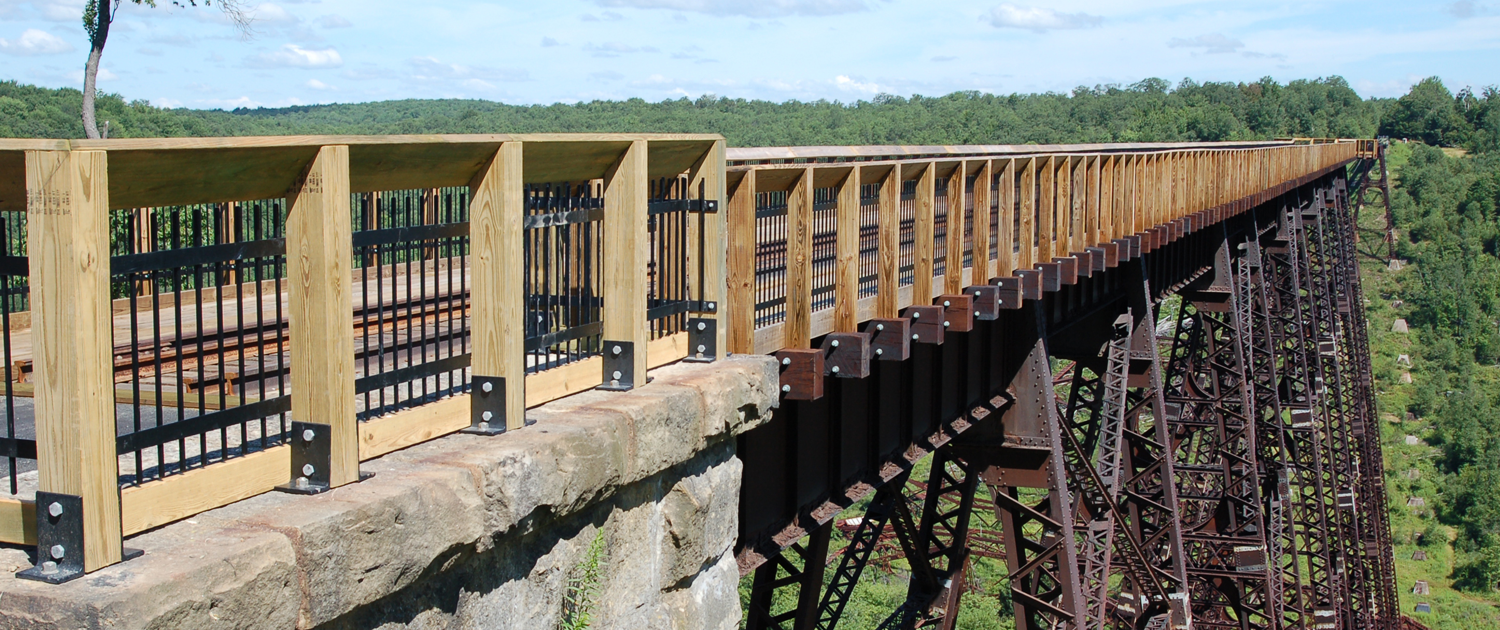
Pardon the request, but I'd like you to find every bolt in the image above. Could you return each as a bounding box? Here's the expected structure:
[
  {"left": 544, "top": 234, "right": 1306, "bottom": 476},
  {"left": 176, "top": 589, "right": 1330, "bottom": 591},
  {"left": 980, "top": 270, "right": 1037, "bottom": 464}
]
[
  {"left": 478, "top": 421, "right": 490, "bottom": 430},
  {"left": 295, "top": 477, "right": 309, "bottom": 490},
  {"left": 302, "top": 428, "right": 316, "bottom": 442},
  {"left": 831, "top": 366, "right": 840, "bottom": 374},
  {"left": 697, "top": 344, "right": 706, "bottom": 353},
  {"left": 482, "top": 411, "right": 494, "bottom": 422},
  {"left": 975, "top": 291, "right": 982, "bottom": 296},
  {"left": 782, "top": 357, "right": 791, "bottom": 366},
  {"left": 782, "top": 385, "right": 791, "bottom": 393},
  {"left": 831, "top": 340, "right": 840, "bottom": 348},
  {"left": 696, "top": 322, "right": 707, "bottom": 331},
  {"left": 47, "top": 502, "right": 62, "bottom": 518},
  {"left": 876, "top": 324, "right": 885, "bottom": 331},
  {"left": 943, "top": 300, "right": 951, "bottom": 307},
  {"left": 875, "top": 348, "right": 884, "bottom": 356},
  {"left": 912, "top": 311, "right": 920, "bottom": 319},
  {"left": 944, "top": 321, "right": 951, "bottom": 328},
  {"left": 612, "top": 370, "right": 623, "bottom": 380},
  {"left": 482, "top": 381, "right": 494, "bottom": 393},
  {"left": 612, "top": 345, "right": 622, "bottom": 356},
  {"left": 39, "top": 561, "right": 57, "bottom": 575},
  {"left": 302, "top": 464, "right": 315, "bottom": 477},
  {"left": 49, "top": 545, "right": 64, "bottom": 560},
  {"left": 912, "top": 334, "right": 919, "bottom": 340}
]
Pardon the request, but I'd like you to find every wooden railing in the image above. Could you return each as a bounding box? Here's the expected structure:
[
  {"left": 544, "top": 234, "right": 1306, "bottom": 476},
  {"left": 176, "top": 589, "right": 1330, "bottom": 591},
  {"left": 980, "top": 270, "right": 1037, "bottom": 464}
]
[
  {"left": 722, "top": 140, "right": 1361, "bottom": 364},
  {"left": 0, "top": 135, "right": 1359, "bottom": 580},
  {"left": 0, "top": 134, "right": 726, "bottom": 577}
]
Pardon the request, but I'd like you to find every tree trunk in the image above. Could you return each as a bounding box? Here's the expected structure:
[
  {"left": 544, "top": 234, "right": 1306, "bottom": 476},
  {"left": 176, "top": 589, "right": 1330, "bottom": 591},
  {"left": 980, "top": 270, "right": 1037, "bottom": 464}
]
[{"left": 80, "top": 0, "right": 110, "bottom": 140}]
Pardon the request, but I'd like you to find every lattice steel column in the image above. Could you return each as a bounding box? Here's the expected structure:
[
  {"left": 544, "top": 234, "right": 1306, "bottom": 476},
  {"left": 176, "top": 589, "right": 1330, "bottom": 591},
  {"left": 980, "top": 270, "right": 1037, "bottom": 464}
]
[
  {"left": 748, "top": 522, "right": 833, "bottom": 630},
  {"left": 1162, "top": 234, "right": 1276, "bottom": 630}
]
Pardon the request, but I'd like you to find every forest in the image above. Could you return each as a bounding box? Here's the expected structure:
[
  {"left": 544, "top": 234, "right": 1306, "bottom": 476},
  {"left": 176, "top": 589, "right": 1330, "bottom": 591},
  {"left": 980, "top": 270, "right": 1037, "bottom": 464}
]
[{"left": 7, "top": 72, "right": 1500, "bottom": 625}]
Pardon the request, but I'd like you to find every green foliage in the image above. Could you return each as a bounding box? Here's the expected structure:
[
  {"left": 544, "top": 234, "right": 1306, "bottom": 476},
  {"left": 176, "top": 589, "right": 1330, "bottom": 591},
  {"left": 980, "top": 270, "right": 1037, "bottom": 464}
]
[
  {"left": 1, "top": 76, "right": 1384, "bottom": 146},
  {"left": 1381, "top": 77, "right": 1475, "bottom": 147},
  {"left": 560, "top": 529, "right": 606, "bottom": 630}
]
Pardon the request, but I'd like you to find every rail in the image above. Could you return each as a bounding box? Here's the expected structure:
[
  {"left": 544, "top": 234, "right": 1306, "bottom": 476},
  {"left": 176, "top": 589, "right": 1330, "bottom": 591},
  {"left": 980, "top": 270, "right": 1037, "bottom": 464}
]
[{"left": 0, "top": 134, "right": 1360, "bottom": 581}]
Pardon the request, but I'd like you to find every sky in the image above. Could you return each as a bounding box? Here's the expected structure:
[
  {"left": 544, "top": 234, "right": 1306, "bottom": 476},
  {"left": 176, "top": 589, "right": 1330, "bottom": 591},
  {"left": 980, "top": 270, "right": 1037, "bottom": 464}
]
[{"left": 0, "top": 0, "right": 1497, "bottom": 110}]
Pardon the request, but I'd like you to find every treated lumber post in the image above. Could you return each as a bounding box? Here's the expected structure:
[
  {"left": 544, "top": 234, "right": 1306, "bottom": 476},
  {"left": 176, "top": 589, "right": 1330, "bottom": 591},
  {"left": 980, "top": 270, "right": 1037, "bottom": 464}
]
[
  {"left": 469, "top": 142, "right": 525, "bottom": 431},
  {"left": 287, "top": 145, "right": 359, "bottom": 486},
  {"left": 834, "top": 165, "right": 861, "bottom": 333},
  {"left": 1089, "top": 155, "right": 1103, "bottom": 246},
  {"left": 688, "top": 139, "right": 728, "bottom": 357},
  {"left": 876, "top": 165, "right": 900, "bottom": 319},
  {"left": 913, "top": 163, "right": 936, "bottom": 302},
  {"left": 785, "top": 167, "right": 814, "bottom": 348},
  {"left": 727, "top": 170, "right": 756, "bottom": 354},
  {"left": 1037, "top": 157, "right": 1053, "bottom": 264},
  {"left": 26, "top": 149, "right": 121, "bottom": 574},
  {"left": 1019, "top": 158, "right": 1036, "bottom": 270},
  {"left": 971, "top": 160, "right": 992, "bottom": 283},
  {"left": 996, "top": 159, "right": 1015, "bottom": 277},
  {"left": 945, "top": 162, "right": 966, "bottom": 294},
  {"left": 603, "top": 140, "right": 649, "bottom": 389}
]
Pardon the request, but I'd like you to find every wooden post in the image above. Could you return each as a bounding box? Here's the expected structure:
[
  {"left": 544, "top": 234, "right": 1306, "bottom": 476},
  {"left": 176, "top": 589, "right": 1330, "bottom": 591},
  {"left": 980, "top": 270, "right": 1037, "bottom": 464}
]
[
  {"left": 688, "top": 140, "right": 728, "bottom": 357},
  {"left": 876, "top": 166, "right": 900, "bottom": 319},
  {"left": 785, "top": 167, "right": 814, "bottom": 348},
  {"left": 1037, "top": 157, "right": 1053, "bottom": 264},
  {"left": 913, "top": 163, "right": 936, "bottom": 302},
  {"left": 945, "top": 162, "right": 966, "bottom": 294},
  {"left": 834, "top": 165, "right": 861, "bottom": 333},
  {"left": 287, "top": 145, "right": 358, "bottom": 486},
  {"left": 1089, "top": 156, "right": 1102, "bottom": 247},
  {"left": 1019, "top": 158, "right": 1036, "bottom": 270},
  {"left": 603, "top": 140, "right": 650, "bottom": 385},
  {"left": 469, "top": 142, "right": 525, "bottom": 431},
  {"left": 997, "top": 159, "right": 1016, "bottom": 278},
  {"left": 971, "top": 161, "right": 992, "bottom": 284},
  {"left": 727, "top": 170, "right": 756, "bottom": 354},
  {"left": 28, "top": 149, "right": 121, "bottom": 573}
]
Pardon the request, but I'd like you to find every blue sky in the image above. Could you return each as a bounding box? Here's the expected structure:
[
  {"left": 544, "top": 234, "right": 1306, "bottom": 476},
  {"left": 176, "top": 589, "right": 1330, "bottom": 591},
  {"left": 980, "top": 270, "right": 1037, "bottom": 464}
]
[{"left": 0, "top": 0, "right": 1496, "bottom": 109}]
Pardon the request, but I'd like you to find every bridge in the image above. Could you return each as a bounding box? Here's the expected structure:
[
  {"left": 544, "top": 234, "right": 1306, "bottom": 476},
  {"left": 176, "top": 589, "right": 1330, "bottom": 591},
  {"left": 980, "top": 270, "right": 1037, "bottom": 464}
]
[{"left": 0, "top": 135, "right": 1396, "bottom": 629}]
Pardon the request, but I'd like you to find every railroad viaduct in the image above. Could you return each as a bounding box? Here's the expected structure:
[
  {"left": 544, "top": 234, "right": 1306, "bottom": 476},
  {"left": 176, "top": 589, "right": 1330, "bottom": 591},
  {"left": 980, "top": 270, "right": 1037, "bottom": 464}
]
[{"left": 0, "top": 136, "right": 1399, "bottom": 629}]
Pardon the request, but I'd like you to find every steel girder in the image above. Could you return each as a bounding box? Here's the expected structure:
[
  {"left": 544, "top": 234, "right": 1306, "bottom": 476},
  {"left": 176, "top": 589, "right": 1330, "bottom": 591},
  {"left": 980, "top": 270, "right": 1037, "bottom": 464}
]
[
  {"left": 748, "top": 522, "right": 834, "bottom": 630},
  {"left": 1162, "top": 234, "right": 1277, "bottom": 630}
]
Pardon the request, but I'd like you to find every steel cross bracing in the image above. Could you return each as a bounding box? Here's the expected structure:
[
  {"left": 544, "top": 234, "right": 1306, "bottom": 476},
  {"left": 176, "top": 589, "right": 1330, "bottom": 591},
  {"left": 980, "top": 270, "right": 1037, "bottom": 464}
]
[
  {"left": 1263, "top": 204, "right": 1342, "bottom": 628},
  {"left": 736, "top": 170, "right": 1400, "bottom": 630},
  {"left": 1162, "top": 236, "right": 1277, "bottom": 630}
]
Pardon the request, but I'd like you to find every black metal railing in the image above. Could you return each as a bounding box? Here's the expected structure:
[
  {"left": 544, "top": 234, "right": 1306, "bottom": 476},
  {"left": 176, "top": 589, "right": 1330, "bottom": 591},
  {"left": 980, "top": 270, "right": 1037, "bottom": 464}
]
[
  {"left": 898, "top": 180, "right": 916, "bottom": 287},
  {"left": 648, "top": 177, "right": 692, "bottom": 340},
  {"left": 352, "top": 188, "right": 471, "bottom": 421},
  {"left": 858, "top": 183, "right": 880, "bottom": 298},
  {"left": 934, "top": 178, "right": 949, "bottom": 278},
  {"left": 0, "top": 214, "right": 31, "bottom": 495},
  {"left": 524, "top": 182, "right": 605, "bottom": 373},
  {"left": 755, "top": 190, "right": 789, "bottom": 328},
  {"left": 110, "top": 200, "right": 291, "bottom": 487},
  {"left": 811, "top": 186, "right": 837, "bottom": 313}
]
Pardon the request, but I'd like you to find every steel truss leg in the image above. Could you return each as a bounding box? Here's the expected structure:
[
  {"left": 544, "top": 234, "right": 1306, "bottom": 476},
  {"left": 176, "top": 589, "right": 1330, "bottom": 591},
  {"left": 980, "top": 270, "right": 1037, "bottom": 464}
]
[
  {"left": 748, "top": 521, "right": 833, "bottom": 630},
  {"left": 813, "top": 471, "right": 910, "bottom": 630},
  {"left": 1162, "top": 234, "right": 1276, "bottom": 630},
  {"left": 878, "top": 450, "right": 981, "bottom": 630},
  {"left": 1119, "top": 271, "right": 1193, "bottom": 630}
]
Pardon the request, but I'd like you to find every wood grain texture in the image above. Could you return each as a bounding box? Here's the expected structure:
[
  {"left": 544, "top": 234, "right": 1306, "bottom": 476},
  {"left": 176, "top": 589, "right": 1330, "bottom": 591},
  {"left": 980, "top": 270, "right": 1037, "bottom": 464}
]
[
  {"left": 688, "top": 140, "right": 727, "bottom": 358},
  {"left": 784, "top": 167, "right": 813, "bottom": 348},
  {"left": 876, "top": 165, "right": 900, "bottom": 319},
  {"left": 1037, "top": 157, "right": 1053, "bottom": 263},
  {"left": 1019, "top": 158, "right": 1035, "bottom": 271},
  {"left": 0, "top": 498, "right": 36, "bottom": 545},
  {"left": 970, "top": 161, "right": 992, "bottom": 283},
  {"left": 286, "top": 145, "right": 358, "bottom": 486},
  {"left": 727, "top": 170, "right": 756, "bottom": 354},
  {"left": 998, "top": 159, "right": 1016, "bottom": 278},
  {"left": 603, "top": 140, "right": 649, "bottom": 380},
  {"left": 945, "top": 162, "right": 966, "bottom": 295},
  {"left": 360, "top": 395, "right": 469, "bottom": 460},
  {"left": 469, "top": 143, "right": 526, "bottom": 430},
  {"left": 1089, "top": 156, "right": 1102, "bottom": 247},
  {"left": 120, "top": 446, "right": 289, "bottom": 536},
  {"left": 834, "top": 165, "right": 860, "bottom": 333},
  {"left": 913, "top": 163, "right": 935, "bottom": 303},
  {"left": 27, "top": 149, "right": 121, "bottom": 571}
]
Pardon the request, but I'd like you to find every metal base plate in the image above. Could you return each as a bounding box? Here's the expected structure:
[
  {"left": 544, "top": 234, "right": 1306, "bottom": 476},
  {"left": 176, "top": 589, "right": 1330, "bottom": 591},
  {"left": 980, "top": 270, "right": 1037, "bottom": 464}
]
[
  {"left": 276, "top": 471, "right": 375, "bottom": 495},
  {"left": 17, "top": 547, "right": 142, "bottom": 585}
]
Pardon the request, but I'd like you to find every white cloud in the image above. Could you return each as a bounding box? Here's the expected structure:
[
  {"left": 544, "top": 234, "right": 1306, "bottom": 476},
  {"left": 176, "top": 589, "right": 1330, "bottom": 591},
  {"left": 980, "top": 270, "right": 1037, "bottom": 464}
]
[
  {"left": 305, "top": 78, "right": 332, "bottom": 90},
  {"left": 66, "top": 67, "right": 117, "bottom": 82},
  {"left": 0, "top": 28, "right": 74, "bottom": 55},
  {"left": 984, "top": 4, "right": 1102, "bottom": 32},
  {"left": 407, "top": 56, "right": 530, "bottom": 83},
  {"left": 33, "top": 0, "right": 82, "bottom": 22},
  {"left": 595, "top": 0, "right": 870, "bottom": 18},
  {"left": 316, "top": 13, "right": 352, "bottom": 28},
  {"left": 250, "top": 44, "right": 342, "bottom": 68},
  {"left": 584, "top": 41, "right": 660, "bottom": 57},
  {"left": 248, "top": 3, "right": 297, "bottom": 24},
  {"left": 1168, "top": 33, "right": 1245, "bottom": 54},
  {"left": 152, "top": 97, "right": 183, "bottom": 108},
  {"left": 835, "top": 75, "right": 882, "bottom": 94}
]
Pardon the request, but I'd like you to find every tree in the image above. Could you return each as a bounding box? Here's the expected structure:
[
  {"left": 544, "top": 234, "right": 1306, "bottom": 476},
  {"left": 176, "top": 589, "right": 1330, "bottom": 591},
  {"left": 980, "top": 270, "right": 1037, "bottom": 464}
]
[
  {"left": 81, "top": 0, "right": 249, "bottom": 139},
  {"left": 1379, "top": 77, "right": 1473, "bottom": 146}
]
